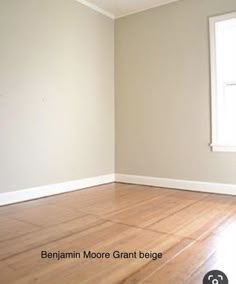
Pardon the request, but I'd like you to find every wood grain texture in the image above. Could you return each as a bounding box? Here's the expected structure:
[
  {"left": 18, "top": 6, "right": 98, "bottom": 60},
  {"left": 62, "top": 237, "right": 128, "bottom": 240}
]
[{"left": 0, "top": 182, "right": 236, "bottom": 283}]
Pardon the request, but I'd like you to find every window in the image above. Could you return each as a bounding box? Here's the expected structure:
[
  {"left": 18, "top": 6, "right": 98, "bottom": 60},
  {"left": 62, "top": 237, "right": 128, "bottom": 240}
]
[{"left": 209, "top": 12, "right": 236, "bottom": 152}]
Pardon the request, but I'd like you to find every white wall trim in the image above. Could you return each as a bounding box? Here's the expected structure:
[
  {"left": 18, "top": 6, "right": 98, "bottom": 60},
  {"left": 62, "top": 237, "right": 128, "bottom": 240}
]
[
  {"left": 75, "top": 0, "right": 115, "bottom": 19},
  {"left": 2, "top": 173, "right": 236, "bottom": 206},
  {"left": 115, "top": 0, "right": 179, "bottom": 19},
  {"left": 0, "top": 174, "right": 115, "bottom": 206},
  {"left": 75, "top": 0, "right": 180, "bottom": 20},
  {"left": 211, "top": 144, "right": 236, "bottom": 152},
  {"left": 115, "top": 174, "right": 236, "bottom": 195}
]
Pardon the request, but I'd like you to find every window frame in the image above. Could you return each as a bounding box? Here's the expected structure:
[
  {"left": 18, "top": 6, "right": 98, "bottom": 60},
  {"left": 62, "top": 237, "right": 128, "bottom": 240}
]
[{"left": 209, "top": 12, "right": 236, "bottom": 152}]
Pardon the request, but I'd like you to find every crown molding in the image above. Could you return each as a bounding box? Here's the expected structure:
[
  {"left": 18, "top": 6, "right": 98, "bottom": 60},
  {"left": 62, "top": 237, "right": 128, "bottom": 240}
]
[
  {"left": 75, "top": 0, "right": 115, "bottom": 19},
  {"left": 116, "top": 0, "right": 179, "bottom": 19},
  {"left": 76, "top": 0, "right": 180, "bottom": 20}
]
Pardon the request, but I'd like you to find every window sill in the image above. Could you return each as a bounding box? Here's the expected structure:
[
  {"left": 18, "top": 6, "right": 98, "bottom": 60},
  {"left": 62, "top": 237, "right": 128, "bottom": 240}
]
[{"left": 210, "top": 144, "right": 236, "bottom": 152}]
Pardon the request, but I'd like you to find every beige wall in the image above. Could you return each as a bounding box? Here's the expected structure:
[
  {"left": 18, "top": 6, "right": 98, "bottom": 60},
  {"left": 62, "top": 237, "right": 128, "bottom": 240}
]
[
  {"left": 115, "top": 0, "right": 236, "bottom": 184},
  {"left": 1, "top": 0, "right": 236, "bottom": 195},
  {"left": 0, "top": 0, "right": 114, "bottom": 193}
]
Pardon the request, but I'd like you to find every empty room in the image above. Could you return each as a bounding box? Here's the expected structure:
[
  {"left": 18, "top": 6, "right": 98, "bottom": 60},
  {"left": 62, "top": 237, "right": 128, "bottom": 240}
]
[{"left": 1, "top": 0, "right": 236, "bottom": 283}]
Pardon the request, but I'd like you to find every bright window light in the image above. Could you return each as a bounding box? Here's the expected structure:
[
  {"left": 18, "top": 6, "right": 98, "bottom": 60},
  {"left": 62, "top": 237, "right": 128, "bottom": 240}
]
[{"left": 210, "top": 12, "right": 236, "bottom": 152}]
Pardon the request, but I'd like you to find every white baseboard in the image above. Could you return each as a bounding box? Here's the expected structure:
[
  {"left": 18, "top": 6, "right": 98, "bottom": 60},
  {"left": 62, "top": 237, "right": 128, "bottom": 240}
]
[
  {"left": 0, "top": 174, "right": 115, "bottom": 206},
  {"left": 1, "top": 173, "right": 236, "bottom": 206},
  {"left": 115, "top": 174, "right": 236, "bottom": 195}
]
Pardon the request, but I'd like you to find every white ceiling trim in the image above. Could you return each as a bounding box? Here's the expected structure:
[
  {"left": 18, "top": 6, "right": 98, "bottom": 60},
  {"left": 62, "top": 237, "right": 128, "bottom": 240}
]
[
  {"left": 75, "top": 0, "right": 180, "bottom": 20},
  {"left": 116, "top": 0, "right": 180, "bottom": 19},
  {"left": 75, "top": 0, "right": 115, "bottom": 19}
]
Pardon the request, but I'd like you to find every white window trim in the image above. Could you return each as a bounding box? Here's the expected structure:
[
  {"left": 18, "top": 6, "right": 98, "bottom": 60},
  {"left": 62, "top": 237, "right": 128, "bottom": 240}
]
[{"left": 209, "top": 12, "right": 236, "bottom": 153}]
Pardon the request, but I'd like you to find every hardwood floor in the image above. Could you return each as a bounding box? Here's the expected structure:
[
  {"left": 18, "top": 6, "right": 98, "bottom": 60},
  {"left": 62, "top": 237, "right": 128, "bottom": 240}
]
[{"left": 0, "top": 182, "right": 236, "bottom": 283}]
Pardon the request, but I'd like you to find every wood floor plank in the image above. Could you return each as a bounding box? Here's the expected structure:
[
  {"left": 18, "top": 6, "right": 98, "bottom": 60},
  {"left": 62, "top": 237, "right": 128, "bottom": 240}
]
[
  {"left": 5, "top": 222, "right": 192, "bottom": 284},
  {"left": 122, "top": 237, "right": 193, "bottom": 284},
  {"left": 41, "top": 184, "right": 170, "bottom": 216},
  {"left": 0, "top": 183, "right": 236, "bottom": 284},
  {"left": 5, "top": 204, "right": 87, "bottom": 227},
  {"left": 0, "top": 215, "right": 105, "bottom": 261},
  {"left": 185, "top": 234, "right": 236, "bottom": 284},
  {"left": 0, "top": 262, "right": 16, "bottom": 284},
  {"left": 141, "top": 235, "right": 218, "bottom": 284},
  {"left": 0, "top": 216, "right": 40, "bottom": 242},
  {"left": 104, "top": 195, "right": 199, "bottom": 228},
  {"left": 212, "top": 210, "right": 236, "bottom": 237},
  {"left": 147, "top": 200, "right": 234, "bottom": 239}
]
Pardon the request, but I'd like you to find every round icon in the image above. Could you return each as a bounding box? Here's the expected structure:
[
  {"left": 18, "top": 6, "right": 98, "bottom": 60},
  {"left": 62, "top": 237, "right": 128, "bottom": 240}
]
[{"left": 203, "top": 270, "right": 228, "bottom": 284}]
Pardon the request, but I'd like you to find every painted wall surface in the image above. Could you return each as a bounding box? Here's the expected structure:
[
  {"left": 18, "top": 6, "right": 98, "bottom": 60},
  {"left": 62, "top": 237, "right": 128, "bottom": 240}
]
[
  {"left": 2, "top": 0, "right": 236, "bottom": 195},
  {"left": 115, "top": 0, "right": 236, "bottom": 183},
  {"left": 0, "top": 0, "right": 114, "bottom": 193}
]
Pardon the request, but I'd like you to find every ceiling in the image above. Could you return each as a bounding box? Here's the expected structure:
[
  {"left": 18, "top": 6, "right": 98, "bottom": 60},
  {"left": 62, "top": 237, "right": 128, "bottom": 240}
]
[{"left": 79, "top": 0, "right": 180, "bottom": 19}]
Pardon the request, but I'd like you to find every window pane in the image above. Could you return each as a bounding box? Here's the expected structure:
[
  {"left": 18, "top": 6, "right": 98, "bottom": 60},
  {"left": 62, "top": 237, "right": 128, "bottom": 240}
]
[{"left": 215, "top": 18, "right": 236, "bottom": 145}]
